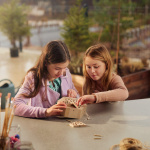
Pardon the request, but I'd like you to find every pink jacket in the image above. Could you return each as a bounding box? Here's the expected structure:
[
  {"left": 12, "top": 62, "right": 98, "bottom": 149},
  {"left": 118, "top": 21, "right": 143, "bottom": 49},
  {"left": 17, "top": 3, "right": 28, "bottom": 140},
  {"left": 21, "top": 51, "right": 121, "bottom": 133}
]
[{"left": 14, "top": 69, "right": 79, "bottom": 118}]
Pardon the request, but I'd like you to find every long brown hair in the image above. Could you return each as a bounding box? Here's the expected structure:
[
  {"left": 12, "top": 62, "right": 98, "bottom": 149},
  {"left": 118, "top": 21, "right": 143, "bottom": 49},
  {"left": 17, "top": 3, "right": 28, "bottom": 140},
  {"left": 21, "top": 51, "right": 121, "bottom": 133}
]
[
  {"left": 22, "top": 40, "right": 71, "bottom": 99},
  {"left": 83, "top": 44, "right": 113, "bottom": 95}
]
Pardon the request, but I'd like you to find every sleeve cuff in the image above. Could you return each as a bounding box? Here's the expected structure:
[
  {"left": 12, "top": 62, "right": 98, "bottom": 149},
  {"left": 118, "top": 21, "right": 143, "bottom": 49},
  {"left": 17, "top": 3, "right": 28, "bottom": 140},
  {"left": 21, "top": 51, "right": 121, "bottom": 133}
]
[{"left": 92, "top": 93, "right": 97, "bottom": 103}]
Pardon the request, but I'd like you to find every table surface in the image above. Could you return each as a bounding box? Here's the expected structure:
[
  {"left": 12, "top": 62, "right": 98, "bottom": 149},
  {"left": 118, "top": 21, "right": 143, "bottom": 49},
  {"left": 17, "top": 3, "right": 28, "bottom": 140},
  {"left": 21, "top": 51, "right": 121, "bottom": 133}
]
[{"left": 1, "top": 98, "right": 150, "bottom": 150}]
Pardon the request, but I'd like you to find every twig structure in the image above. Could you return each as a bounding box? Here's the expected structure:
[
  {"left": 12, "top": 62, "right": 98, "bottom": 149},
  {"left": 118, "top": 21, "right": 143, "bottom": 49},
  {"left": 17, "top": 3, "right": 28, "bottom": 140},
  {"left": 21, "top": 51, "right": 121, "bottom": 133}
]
[
  {"left": 58, "top": 97, "right": 87, "bottom": 119},
  {"left": 0, "top": 93, "right": 15, "bottom": 149},
  {"left": 110, "top": 138, "right": 150, "bottom": 150}
]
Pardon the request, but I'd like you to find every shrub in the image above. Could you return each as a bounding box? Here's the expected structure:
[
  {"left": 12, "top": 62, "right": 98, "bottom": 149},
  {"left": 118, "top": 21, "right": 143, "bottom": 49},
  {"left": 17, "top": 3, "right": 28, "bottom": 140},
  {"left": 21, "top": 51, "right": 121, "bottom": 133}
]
[{"left": 121, "top": 61, "right": 144, "bottom": 75}]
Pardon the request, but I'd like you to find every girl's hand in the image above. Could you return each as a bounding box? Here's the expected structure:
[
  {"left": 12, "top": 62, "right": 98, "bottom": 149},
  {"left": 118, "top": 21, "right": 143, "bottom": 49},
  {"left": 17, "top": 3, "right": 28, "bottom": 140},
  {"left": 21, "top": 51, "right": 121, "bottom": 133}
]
[
  {"left": 77, "top": 95, "right": 96, "bottom": 106},
  {"left": 67, "top": 89, "right": 77, "bottom": 98},
  {"left": 45, "top": 103, "right": 66, "bottom": 117}
]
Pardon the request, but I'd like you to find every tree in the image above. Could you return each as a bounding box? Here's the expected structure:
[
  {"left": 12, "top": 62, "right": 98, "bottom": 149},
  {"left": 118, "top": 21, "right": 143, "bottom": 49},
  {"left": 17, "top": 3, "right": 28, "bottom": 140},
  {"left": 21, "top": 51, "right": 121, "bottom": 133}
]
[
  {"left": 93, "top": 0, "right": 136, "bottom": 49},
  {"left": 61, "top": 0, "right": 91, "bottom": 57},
  {"left": 0, "top": 0, "right": 31, "bottom": 56},
  {"left": 134, "top": 0, "right": 150, "bottom": 25}
]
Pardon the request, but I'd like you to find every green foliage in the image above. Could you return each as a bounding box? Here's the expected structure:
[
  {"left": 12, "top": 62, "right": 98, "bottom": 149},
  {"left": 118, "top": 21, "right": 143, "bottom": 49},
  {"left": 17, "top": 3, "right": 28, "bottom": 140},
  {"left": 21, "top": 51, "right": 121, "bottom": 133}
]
[
  {"left": 68, "top": 54, "right": 83, "bottom": 75},
  {"left": 93, "top": 0, "right": 136, "bottom": 49},
  {"left": 135, "top": 0, "right": 150, "bottom": 7},
  {"left": 100, "top": 26, "right": 111, "bottom": 42},
  {"left": 0, "top": 0, "right": 30, "bottom": 48},
  {"left": 61, "top": 0, "right": 92, "bottom": 55},
  {"left": 121, "top": 60, "right": 144, "bottom": 75}
]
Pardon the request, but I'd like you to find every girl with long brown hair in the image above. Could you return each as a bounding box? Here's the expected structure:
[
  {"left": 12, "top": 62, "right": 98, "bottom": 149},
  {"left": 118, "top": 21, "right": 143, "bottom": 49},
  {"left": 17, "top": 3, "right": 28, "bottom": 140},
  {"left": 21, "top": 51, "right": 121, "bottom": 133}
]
[
  {"left": 77, "top": 44, "right": 128, "bottom": 106},
  {"left": 14, "top": 41, "right": 79, "bottom": 118}
]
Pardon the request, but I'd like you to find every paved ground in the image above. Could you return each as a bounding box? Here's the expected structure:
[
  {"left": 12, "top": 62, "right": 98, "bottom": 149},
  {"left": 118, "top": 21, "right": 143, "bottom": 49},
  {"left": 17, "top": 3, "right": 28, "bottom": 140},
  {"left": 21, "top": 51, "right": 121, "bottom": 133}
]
[{"left": 0, "top": 47, "right": 41, "bottom": 88}]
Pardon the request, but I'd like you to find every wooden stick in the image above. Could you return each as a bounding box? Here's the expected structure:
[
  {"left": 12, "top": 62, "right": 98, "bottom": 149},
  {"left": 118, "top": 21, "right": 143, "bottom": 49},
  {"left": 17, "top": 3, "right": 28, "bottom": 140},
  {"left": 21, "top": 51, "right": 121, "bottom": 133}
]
[
  {"left": 94, "top": 137, "right": 102, "bottom": 140},
  {"left": 2, "top": 93, "right": 11, "bottom": 137},
  {"left": 0, "top": 93, "right": 2, "bottom": 135},
  {"left": 7, "top": 99, "right": 15, "bottom": 135},
  {"left": 2, "top": 108, "right": 8, "bottom": 137},
  {"left": 6, "top": 93, "right": 11, "bottom": 124},
  {"left": 6, "top": 93, "right": 11, "bottom": 108},
  {"left": 8, "top": 98, "right": 14, "bottom": 121},
  {"left": 94, "top": 134, "right": 102, "bottom": 137},
  {"left": 1, "top": 93, "right": 15, "bottom": 149}
]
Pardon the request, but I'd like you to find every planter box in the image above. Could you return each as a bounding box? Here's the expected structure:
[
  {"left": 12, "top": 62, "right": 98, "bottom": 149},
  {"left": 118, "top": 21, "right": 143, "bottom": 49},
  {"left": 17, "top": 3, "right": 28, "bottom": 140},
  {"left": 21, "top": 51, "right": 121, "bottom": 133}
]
[
  {"left": 122, "top": 69, "right": 150, "bottom": 100},
  {"left": 10, "top": 48, "right": 19, "bottom": 57}
]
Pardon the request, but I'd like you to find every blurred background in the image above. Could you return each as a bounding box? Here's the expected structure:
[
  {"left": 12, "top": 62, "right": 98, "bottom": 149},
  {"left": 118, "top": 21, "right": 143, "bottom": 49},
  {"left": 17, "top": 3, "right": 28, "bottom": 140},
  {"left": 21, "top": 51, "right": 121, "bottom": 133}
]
[{"left": 0, "top": 0, "right": 150, "bottom": 99}]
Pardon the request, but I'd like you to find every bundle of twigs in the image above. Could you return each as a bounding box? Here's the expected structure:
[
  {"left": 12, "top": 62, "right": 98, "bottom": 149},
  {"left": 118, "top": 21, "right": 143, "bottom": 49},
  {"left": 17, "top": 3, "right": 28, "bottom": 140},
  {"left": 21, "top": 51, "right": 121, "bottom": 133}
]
[
  {"left": 0, "top": 93, "right": 15, "bottom": 149},
  {"left": 110, "top": 138, "right": 150, "bottom": 150},
  {"left": 0, "top": 93, "right": 2, "bottom": 136}
]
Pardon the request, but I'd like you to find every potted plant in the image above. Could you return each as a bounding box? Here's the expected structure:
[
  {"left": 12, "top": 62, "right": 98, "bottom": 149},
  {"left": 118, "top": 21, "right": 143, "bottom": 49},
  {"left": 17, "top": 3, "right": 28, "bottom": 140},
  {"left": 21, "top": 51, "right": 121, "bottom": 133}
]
[{"left": 0, "top": 0, "right": 30, "bottom": 57}]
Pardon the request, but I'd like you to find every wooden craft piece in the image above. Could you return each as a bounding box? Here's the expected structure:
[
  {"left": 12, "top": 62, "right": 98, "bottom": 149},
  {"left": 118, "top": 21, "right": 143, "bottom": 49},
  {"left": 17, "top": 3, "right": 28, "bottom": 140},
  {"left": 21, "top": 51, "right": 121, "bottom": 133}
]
[
  {"left": 57, "top": 97, "right": 87, "bottom": 119},
  {"left": 69, "top": 121, "right": 86, "bottom": 127},
  {"left": 94, "top": 134, "right": 102, "bottom": 140},
  {"left": 58, "top": 97, "right": 79, "bottom": 108}
]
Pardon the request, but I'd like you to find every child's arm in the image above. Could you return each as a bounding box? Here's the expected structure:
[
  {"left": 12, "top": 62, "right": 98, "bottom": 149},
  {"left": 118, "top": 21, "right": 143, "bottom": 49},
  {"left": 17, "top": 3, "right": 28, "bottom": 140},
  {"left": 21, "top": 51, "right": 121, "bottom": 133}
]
[
  {"left": 14, "top": 72, "right": 47, "bottom": 118},
  {"left": 77, "top": 94, "right": 96, "bottom": 106},
  {"left": 93, "top": 74, "right": 129, "bottom": 103},
  {"left": 67, "top": 89, "right": 78, "bottom": 98},
  {"left": 45, "top": 102, "right": 66, "bottom": 117}
]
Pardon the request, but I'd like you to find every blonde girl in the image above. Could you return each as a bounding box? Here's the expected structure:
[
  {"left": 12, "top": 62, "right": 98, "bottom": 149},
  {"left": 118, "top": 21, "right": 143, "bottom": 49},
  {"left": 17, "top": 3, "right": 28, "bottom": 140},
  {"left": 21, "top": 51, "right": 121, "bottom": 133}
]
[{"left": 77, "top": 44, "right": 128, "bottom": 105}]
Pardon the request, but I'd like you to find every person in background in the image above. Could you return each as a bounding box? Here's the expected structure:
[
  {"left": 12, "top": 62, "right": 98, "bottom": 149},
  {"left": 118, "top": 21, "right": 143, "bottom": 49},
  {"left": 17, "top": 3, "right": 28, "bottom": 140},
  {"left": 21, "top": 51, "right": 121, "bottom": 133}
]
[
  {"left": 14, "top": 40, "right": 79, "bottom": 118},
  {"left": 77, "top": 44, "right": 129, "bottom": 106}
]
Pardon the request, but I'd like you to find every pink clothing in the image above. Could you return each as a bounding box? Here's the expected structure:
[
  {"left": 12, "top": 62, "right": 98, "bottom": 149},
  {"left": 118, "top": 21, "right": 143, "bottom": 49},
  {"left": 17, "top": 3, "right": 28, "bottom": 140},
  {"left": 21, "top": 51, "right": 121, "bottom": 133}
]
[
  {"left": 14, "top": 69, "right": 79, "bottom": 118},
  {"left": 93, "top": 74, "right": 129, "bottom": 103}
]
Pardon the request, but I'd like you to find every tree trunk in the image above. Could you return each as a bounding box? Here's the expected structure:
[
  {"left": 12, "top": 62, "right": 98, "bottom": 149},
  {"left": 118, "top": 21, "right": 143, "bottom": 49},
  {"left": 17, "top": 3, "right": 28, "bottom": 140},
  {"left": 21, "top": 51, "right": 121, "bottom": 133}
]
[
  {"left": 19, "top": 36, "right": 23, "bottom": 52},
  {"left": 116, "top": 0, "right": 120, "bottom": 74},
  {"left": 11, "top": 40, "right": 16, "bottom": 49}
]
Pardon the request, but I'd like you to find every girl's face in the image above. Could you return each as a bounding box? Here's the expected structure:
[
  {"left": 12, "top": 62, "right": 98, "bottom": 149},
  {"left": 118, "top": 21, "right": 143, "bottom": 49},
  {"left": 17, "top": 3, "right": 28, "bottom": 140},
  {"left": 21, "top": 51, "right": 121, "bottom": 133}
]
[
  {"left": 85, "top": 56, "right": 106, "bottom": 81},
  {"left": 46, "top": 60, "right": 69, "bottom": 81}
]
